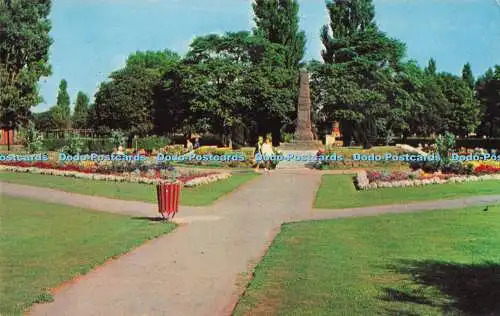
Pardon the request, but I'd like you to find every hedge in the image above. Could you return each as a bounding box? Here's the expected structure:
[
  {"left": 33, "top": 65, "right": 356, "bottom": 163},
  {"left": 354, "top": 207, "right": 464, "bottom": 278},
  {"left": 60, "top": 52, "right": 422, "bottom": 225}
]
[
  {"left": 376, "top": 138, "right": 500, "bottom": 151},
  {"left": 134, "top": 136, "right": 171, "bottom": 151}
]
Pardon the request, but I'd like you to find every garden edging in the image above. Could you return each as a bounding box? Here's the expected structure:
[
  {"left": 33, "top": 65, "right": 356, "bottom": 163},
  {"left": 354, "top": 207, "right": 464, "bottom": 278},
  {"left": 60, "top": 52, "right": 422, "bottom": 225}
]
[
  {"left": 356, "top": 170, "right": 500, "bottom": 190},
  {"left": 0, "top": 165, "right": 231, "bottom": 187}
]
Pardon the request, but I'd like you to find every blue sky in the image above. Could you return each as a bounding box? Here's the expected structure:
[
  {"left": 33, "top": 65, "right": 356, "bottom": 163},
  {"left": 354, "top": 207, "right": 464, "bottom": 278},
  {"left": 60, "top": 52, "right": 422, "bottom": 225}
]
[{"left": 37, "top": 0, "right": 500, "bottom": 112}]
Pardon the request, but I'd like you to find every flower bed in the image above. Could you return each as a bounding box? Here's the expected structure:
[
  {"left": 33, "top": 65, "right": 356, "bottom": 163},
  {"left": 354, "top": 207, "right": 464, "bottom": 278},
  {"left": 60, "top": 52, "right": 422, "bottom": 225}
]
[
  {"left": 357, "top": 168, "right": 500, "bottom": 190},
  {"left": 0, "top": 162, "right": 231, "bottom": 187}
]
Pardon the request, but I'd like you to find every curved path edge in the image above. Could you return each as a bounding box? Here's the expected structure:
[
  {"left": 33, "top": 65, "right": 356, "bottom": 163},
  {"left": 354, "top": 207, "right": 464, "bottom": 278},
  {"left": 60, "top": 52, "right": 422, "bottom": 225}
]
[{"left": 2, "top": 177, "right": 500, "bottom": 316}]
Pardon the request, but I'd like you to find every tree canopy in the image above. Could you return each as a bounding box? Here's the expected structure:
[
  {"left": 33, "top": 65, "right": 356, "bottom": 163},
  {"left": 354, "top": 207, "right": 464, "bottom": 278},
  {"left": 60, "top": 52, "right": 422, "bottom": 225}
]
[
  {"left": 253, "top": 0, "right": 306, "bottom": 69},
  {"left": 0, "top": 0, "right": 52, "bottom": 133},
  {"left": 72, "top": 91, "right": 89, "bottom": 129},
  {"left": 51, "top": 79, "right": 71, "bottom": 129}
]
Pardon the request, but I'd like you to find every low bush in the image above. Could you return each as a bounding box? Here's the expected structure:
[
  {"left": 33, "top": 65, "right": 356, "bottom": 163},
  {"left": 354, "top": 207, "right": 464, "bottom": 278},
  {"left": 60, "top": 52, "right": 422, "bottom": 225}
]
[
  {"left": 441, "top": 161, "right": 473, "bottom": 175},
  {"left": 194, "top": 146, "right": 218, "bottom": 155},
  {"left": 136, "top": 136, "right": 171, "bottom": 152},
  {"left": 377, "top": 137, "right": 500, "bottom": 151},
  {"left": 241, "top": 147, "right": 255, "bottom": 160},
  {"left": 199, "top": 134, "right": 221, "bottom": 146},
  {"left": 86, "top": 138, "right": 115, "bottom": 154},
  {"left": 161, "top": 145, "right": 185, "bottom": 155},
  {"left": 214, "top": 147, "right": 233, "bottom": 155},
  {"left": 42, "top": 138, "right": 67, "bottom": 151}
]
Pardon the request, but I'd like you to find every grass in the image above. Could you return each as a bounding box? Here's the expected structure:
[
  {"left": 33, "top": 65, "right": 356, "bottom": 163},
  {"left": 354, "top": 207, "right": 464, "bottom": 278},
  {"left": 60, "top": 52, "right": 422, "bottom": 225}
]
[
  {"left": 0, "top": 172, "right": 259, "bottom": 206},
  {"left": 0, "top": 196, "right": 176, "bottom": 315},
  {"left": 315, "top": 174, "right": 500, "bottom": 209},
  {"left": 233, "top": 205, "right": 500, "bottom": 315}
]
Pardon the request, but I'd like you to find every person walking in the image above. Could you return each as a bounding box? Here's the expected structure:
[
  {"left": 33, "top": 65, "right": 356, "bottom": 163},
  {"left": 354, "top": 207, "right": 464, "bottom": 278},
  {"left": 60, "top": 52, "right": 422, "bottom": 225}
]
[
  {"left": 261, "top": 137, "right": 274, "bottom": 174},
  {"left": 254, "top": 136, "right": 264, "bottom": 172}
]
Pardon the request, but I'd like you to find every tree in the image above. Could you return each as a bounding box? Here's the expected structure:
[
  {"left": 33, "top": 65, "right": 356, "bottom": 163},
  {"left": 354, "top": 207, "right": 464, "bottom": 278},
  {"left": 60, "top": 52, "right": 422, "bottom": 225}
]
[
  {"left": 51, "top": 79, "right": 71, "bottom": 129},
  {"left": 72, "top": 91, "right": 89, "bottom": 129},
  {"left": 252, "top": 0, "right": 306, "bottom": 69},
  {"left": 0, "top": 0, "right": 53, "bottom": 150},
  {"left": 462, "top": 62, "right": 475, "bottom": 90},
  {"left": 317, "top": 0, "right": 406, "bottom": 147},
  {"left": 171, "top": 32, "right": 296, "bottom": 146},
  {"left": 424, "top": 58, "right": 437, "bottom": 76},
  {"left": 436, "top": 72, "right": 480, "bottom": 137},
  {"left": 90, "top": 50, "right": 180, "bottom": 137},
  {"left": 476, "top": 66, "right": 500, "bottom": 137},
  {"left": 32, "top": 110, "right": 57, "bottom": 131}
]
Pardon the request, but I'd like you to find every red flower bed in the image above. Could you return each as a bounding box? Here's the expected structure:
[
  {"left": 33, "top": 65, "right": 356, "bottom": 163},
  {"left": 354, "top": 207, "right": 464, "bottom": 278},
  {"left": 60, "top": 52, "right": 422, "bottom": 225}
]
[
  {"left": 177, "top": 172, "right": 216, "bottom": 183},
  {"left": 474, "top": 165, "right": 500, "bottom": 174},
  {"left": 0, "top": 161, "right": 216, "bottom": 184}
]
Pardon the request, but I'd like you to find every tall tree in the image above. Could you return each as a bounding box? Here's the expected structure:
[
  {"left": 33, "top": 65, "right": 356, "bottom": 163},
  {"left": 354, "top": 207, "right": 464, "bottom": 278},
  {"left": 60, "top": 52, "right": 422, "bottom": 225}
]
[
  {"left": 317, "top": 0, "right": 406, "bottom": 147},
  {"left": 0, "top": 0, "right": 52, "bottom": 150},
  {"left": 424, "top": 58, "right": 437, "bottom": 76},
  {"left": 461, "top": 62, "right": 475, "bottom": 90},
  {"left": 252, "top": 0, "right": 306, "bottom": 69},
  {"left": 72, "top": 91, "right": 89, "bottom": 129},
  {"left": 51, "top": 79, "right": 71, "bottom": 129},
  {"left": 320, "top": 0, "right": 376, "bottom": 64},
  {"left": 476, "top": 66, "right": 500, "bottom": 137}
]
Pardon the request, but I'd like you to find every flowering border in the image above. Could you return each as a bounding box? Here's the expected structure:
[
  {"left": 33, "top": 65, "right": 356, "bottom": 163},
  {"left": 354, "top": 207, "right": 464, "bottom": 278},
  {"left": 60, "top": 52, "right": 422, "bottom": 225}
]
[
  {"left": 0, "top": 165, "right": 231, "bottom": 187},
  {"left": 356, "top": 170, "right": 500, "bottom": 190}
]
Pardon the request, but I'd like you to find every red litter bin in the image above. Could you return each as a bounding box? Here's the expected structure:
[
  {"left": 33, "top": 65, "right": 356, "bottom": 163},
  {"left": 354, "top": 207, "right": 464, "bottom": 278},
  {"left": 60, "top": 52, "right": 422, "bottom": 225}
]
[{"left": 156, "top": 182, "right": 181, "bottom": 219}]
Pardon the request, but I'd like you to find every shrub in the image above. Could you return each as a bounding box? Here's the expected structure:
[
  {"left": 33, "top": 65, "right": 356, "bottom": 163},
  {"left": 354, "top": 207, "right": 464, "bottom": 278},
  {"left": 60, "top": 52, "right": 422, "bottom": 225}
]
[
  {"left": 281, "top": 132, "right": 294, "bottom": 143},
  {"left": 194, "top": 146, "right": 218, "bottom": 155},
  {"left": 214, "top": 147, "right": 233, "bottom": 155},
  {"left": 435, "top": 132, "right": 456, "bottom": 166},
  {"left": 42, "top": 138, "right": 67, "bottom": 151},
  {"left": 136, "top": 136, "right": 171, "bottom": 152},
  {"left": 421, "top": 160, "right": 440, "bottom": 173},
  {"left": 241, "top": 147, "right": 255, "bottom": 160},
  {"left": 87, "top": 138, "right": 115, "bottom": 154},
  {"left": 441, "top": 161, "right": 468, "bottom": 175},
  {"left": 110, "top": 130, "right": 126, "bottom": 148},
  {"left": 62, "top": 133, "right": 86, "bottom": 155},
  {"left": 22, "top": 122, "right": 44, "bottom": 154},
  {"left": 199, "top": 134, "right": 221, "bottom": 146}
]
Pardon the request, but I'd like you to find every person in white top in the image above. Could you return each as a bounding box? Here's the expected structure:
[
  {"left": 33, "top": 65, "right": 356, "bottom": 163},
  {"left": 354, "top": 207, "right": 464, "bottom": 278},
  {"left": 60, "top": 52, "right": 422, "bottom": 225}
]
[{"left": 261, "top": 137, "right": 274, "bottom": 172}]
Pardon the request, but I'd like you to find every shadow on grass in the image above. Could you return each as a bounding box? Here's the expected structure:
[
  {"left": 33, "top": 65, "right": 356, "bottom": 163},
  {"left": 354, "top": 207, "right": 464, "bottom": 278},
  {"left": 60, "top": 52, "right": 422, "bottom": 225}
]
[
  {"left": 381, "top": 260, "right": 500, "bottom": 315},
  {"left": 131, "top": 216, "right": 168, "bottom": 222}
]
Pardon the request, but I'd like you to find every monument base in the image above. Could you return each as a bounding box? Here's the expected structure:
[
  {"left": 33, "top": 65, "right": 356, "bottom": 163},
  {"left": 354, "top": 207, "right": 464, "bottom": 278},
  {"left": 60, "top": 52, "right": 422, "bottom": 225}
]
[{"left": 279, "top": 140, "right": 323, "bottom": 150}]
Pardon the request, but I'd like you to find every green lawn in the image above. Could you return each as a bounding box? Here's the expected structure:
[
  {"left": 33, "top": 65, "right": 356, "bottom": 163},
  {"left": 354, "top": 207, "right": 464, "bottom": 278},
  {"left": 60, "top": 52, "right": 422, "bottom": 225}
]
[
  {"left": 234, "top": 205, "right": 500, "bottom": 315},
  {"left": 0, "top": 196, "right": 176, "bottom": 315},
  {"left": 0, "top": 172, "right": 258, "bottom": 206},
  {"left": 315, "top": 174, "right": 500, "bottom": 209}
]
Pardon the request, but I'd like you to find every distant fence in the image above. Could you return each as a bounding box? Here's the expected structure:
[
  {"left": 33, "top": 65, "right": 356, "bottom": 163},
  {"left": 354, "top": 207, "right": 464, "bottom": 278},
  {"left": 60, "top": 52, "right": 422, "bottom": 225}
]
[{"left": 42, "top": 129, "right": 97, "bottom": 139}]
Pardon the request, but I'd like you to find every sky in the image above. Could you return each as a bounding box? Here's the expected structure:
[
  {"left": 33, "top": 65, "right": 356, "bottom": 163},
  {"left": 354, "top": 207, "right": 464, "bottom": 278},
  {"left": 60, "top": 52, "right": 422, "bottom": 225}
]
[{"left": 36, "top": 0, "right": 500, "bottom": 112}]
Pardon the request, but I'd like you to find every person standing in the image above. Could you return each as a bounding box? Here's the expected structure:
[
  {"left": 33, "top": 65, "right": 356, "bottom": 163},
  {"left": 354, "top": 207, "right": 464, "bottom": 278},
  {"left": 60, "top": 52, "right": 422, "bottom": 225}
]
[
  {"left": 193, "top": 136, "right": 200, "bottom": 149},
  {"left": 186, "top": 139, "right": 193, "bottom": 151}
]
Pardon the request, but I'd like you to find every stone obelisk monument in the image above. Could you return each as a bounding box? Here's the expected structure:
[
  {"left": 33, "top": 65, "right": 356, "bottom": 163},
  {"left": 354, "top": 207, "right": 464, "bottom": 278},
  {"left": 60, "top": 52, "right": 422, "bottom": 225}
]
[{"left": 294, "top": 71, "right": 315, "bottom": 141}]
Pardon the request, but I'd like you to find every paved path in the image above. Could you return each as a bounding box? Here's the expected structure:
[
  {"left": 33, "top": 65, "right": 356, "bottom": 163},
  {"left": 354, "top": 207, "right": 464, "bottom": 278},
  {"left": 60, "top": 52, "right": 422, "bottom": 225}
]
[
  {"left": 1, "top": 173, "right": 323, "bottom": 316},
  {"left": 2, "top": 175, "right": 500, "bottom": 316}
]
